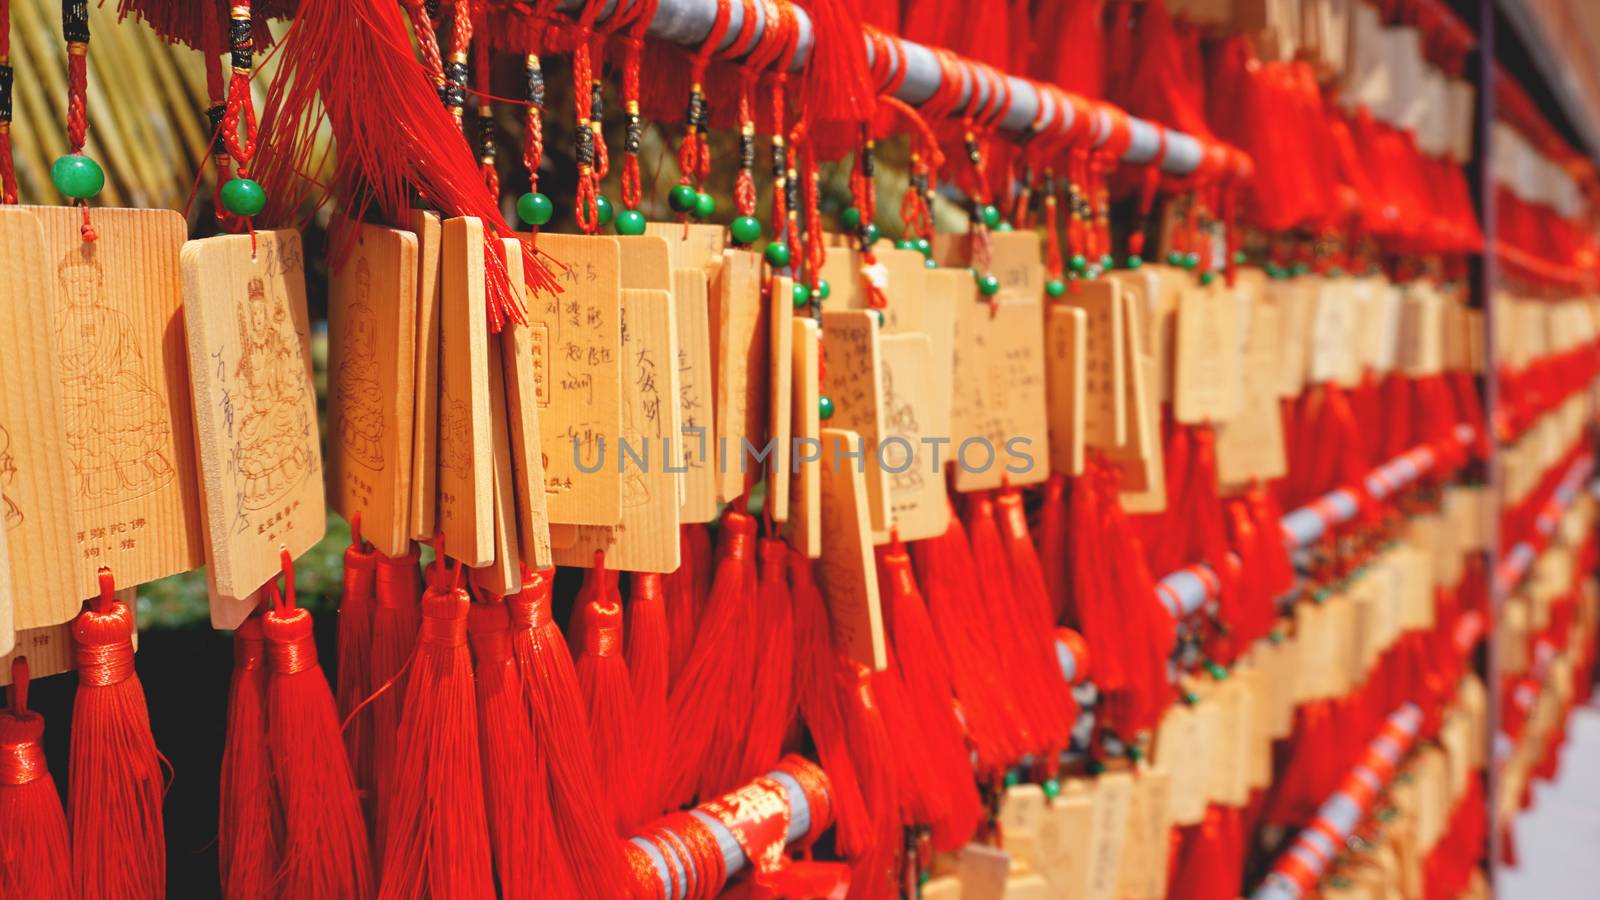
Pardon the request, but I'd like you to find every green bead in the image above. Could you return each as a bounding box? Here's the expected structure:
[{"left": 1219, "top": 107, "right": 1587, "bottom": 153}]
[
  {"left": 995, "top": 221, "right": 1014, "bottom": 232},
  {"left": 1291, "top": 262, "right": 1309, "bottom": 276},
  {"left": 894, "top": 239, "right": 915, "bottom": 251},
  {"left": 976, "top": 272, "right": 1001, "bottom": 297},
  {"left": 1126, "top": 254, "right": 1143, "bottom": 270},
  {"left": 1166, "top": 250, "right": 1183, "bottom": 266},
  {"left": 1127, "top": 745, "right": 1144, "bottom": 764},
  {"left": 1042, "top": 778, "right": 1061, "bottom": 799},
  {"left": 615, "top": 209, "right": 647, "bottom": 236},
  {"left": 1199, "top": 271, "right": 1215, "bottom": 286},
  {"left": 1101, "top": 254, "right": 1114, "bottom": 270},
  {"left": 814, "top": 279, "right": 831, "bottom": 300},
  {"left": 730, "top": 215, "right": 763, "bottom": 245},
  {"left": 981, "top": 204, "right": 1001, "bottom": 228},
  {"left": 861, "top": 223, "right": 880, "bottom": 246},
  {"left": 1183, "top": 252, "right": 1200, "bottom": 270},
  {"left": 1327, "top": 266, "right": 1344, "bottom": 278},
  {"left": 792, "top": 282, "right": 811, "bottom": 310},
  {"left": 1265, "top": 262, "right": 1284, "bottom": 279},
  {"left": 595, "top": 194, "right": 614, "bottom": 226},
  {"left": 1045, "top": 279, "right": 1067, "bottom": 298},
  {"left": 51, "top": 154, "right": 105, "bottom": 200},
  {"left": 219, "top": 177, "right": 266, "bottom": 217},
  {"left": 764, "top": 240, "right": 792, "bottom": 268},
  {"left": 818, "top": 395, "right": 835, "bottom": 420},
  {"left": 668, "top": 183, "right": 698, "bottom": 213},
  {"left": 693, "top": 192, "right": 716, "bottom": 220},
  {"left": 869, "top": 308, "right": 885, "bottom": 328},
  {"left": 1233, "top": 250, "right": 1247, "bottom": 266},
  {"left": 1069, "top": 254, "right": 1087, "bottom": 274},
  {"left": 924, "top": 257, "right": 938, "bottom": 269},
  {"left": 517, "top": 191, "right": 554, "bottom": 227},
  {"left": 841, "top": 206, "right": 862, "bottom": 231},
  {"left": 915, "top": 237, "right": 932, "bottom": 258},
  {"left": 1003, "top": 770, "right": 1020, "bottom": 788}
]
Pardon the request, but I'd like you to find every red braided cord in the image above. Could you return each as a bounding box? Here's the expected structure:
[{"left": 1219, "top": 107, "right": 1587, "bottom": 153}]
[
  {"left": 66, "top": 43, "right": 87, "bottom": 153},
  {"left": 763, "top": 1, "right": 798, "bottom": 240},
  {"left": 401, "top": 0, "right": 447, "bottom": 89},
  {"left": 474, "top": 28, "right": 498, "bottom": 199},
  {"left": 520, "top": 1, "right": 563, "bottom": 194},
  {"left": 616, "top": 0, "right": 659, "bottom": 211},
  {"left": 448, "top": 0, "right": 475, "bottom": 128},
  {"left": 570, "top": 0, "right": 609, "bottom": 234},
  {"left": 677, "top": 0, "right": 731, "bottom": 191},
  {"left": 588, "top": 34, "right": 608, "bottom": 180}
]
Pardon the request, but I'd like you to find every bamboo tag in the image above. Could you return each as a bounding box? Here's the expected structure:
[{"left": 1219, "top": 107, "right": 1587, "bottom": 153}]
[
  {"left": 180, "top": 230, "right": 324, "bottom": 628},
  {"left": 672, "top": 268, "right": 719, "bottom": 523},
  {"left": 327, "top": 221, "right": 419, "bottom": 557},
  {"left": 1117, "top": 770, "right": 1172, "bottom": 899},
  {"left": 0, "top": 625, "right": 72, "bottom": 684},
  {"left": 999, "top": 784, "right": 1048, "bottom": 861},
  {"left": 879, "top": 334, "right": 948, "bottom": 541},
  {"left": 551, "top": 289, "right": 682, "bottom": 573},
  {"left": 1215, "top": 299, "right": 1288, "bottom": 487},
  {"left": 409, "top": 210, "right": 443, "bottom": 541},
  {"left": 436, "top": 218, "right": 494, "bottom": 566},
  {"left": 818, "top": 428, "right": 886, "bottom": 671},
  {"left": 1371, "top": 282, "right": 1404, "bottom": 373},
  {"left": 988, "top": 230, "right": 1045, "bottom": 300},
  {"left": 820, "top": 310, "right": 892, "bottom": 532},
  {"left": 819, "top": 247, "right": 928, "bottom": 333},
  {"left": 1173, "top": 281, "right": 1241, "bottom": 423},
  {"left": 1398, "top": 285, "right": 1444, "bottom": 376},
  {"left": 615, "top": 234, "right": 674, "bottom": 290},
  {"left": 1083, "top": 772, "right": 1133, "bottom": 900},
  {"left": 767, "top": 277, "right": 794, "bottom": 522},
  {"left": 710, "top": 249, "right": 768, "bottom": 503},
  {"left": 0, "top": 207, "right": 80, "bottom": 629},
  {"left": 1045, "top": 305, "right": 1088, "bottom": 476},
  {"left": 1039, "top": 781, "right": 1094, "bottom": 896},
  {"left": 920, "top": 272, "right": 959, "bottom": 448},
  {"left": 1058, "top": 280, "right": 1125, "bottom": 448},
  {"left": 1154, "top": 703, "right": 1208, "bottom": 825},
  {"left": 497, "top": 265, "right": 554, "bottom": 572},
  {"left": 32, "top": 206, "right": 204, "bottom": 597},
  {"left": 644, "top": 222, "right": 726, "bottom": 272},
  {"left": 1109, "top": 299, "right": 1166, "bottom": 513},
  {"left": 477, "top": 335, "right": 521, "bottom": 596},
  {"left": 1308, "top": 278, "right": 1357, "bottom": 384},
  {"left": 950, "top": 294, "right": 1051, "bottom": 491},
  {"left": 526, "top": 233, "right": 624, "bottom": 525},
  {"left": 789, "top": 318, "right": 822, "bottom": 558}
]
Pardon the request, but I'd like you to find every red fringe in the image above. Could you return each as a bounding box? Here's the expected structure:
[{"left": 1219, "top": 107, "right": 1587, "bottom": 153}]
[
  {"left": 573, "top": 563, "right": 643, "bottom": 833},
  {"left": 369, "top": 547, "right": 422, "bottom": 855},
  {"left": 220, "top": 616, "right": 277, "bottom": 899},
  {"left": 469, "top": 600, "right": 544, "bottom": 900},
  {"left": 337, "top": 535, "right": 379, "bottom": 812},
  {"left": 743, "top": 539, "right": 798, "bottom": 780},
  {"left": 625, "top": 572, "right": 672, "bottom": 821},
  {"left": 664, "top": 523, "right": 713, "bottom": 686},
  {"left": 0, "top": 660, "right": 72, "bottom": 898}
]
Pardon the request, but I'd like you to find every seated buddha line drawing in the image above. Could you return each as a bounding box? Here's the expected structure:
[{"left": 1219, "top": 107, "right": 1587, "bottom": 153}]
[
  {"left": 53, "top": 251, "right": 176, "bottom": 507},
  {"left": 335, "top": 258, "right": 386, "bottom": 472},
  {"left": 233, "top": 275, "right": 313, "bottom": 514}
]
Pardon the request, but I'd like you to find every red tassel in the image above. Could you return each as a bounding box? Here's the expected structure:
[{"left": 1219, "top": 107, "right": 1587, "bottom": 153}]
[
  {"left": 377, "top": 565, "right": 495, "bottom": 898},
  {"left": 838, "top": 661, "right": 903, "bottom": 900},
  {"left": 1167, "top": 805, "right": 1244, "bottom": 900},
  {"left": 0, "top": 658, "right": 72, "bottom": 898},
  {"left": 995, "top": 486, "right": 1076, "bottom": 750},
  {"left": 792, "top": 0, "right": 877, "bottom": 161},
  {"left": 469, "top": 600, "right": 544, "bottom": 899},
  {"left": 626, "top": 571, "right": 671, "bottom": 820},
  {"left": 70, "top": 569, "right": 166, "bottom": 899},
  {"left": 744, "top": 538, "right": 797, "bottom": 780},
  {"left": 665, "top": 507, "right": 761, "bottom": 804},
  {"left": 1037, "top": 474, "right": 1070, "bottom": 623},
  {"left": 573, "top": 553, "right": 643, "bottom": 833},
  {"left": 507, "top": 569, "right": 628, "bottom": 898},
  {"left": 369, "top": 546, "right": 421, "bottom": 852},
  {"left": 261, "top": 570, "right": 373, "bottom": 899},
  {"left": 664, "top": 523, "right": 712, "bottom": 685},
  {"left": 337, "top": 524, "right": 379, "bottom": 810},
  {"left": 220, "top": 614, "right": 277, "bottom": 900}
]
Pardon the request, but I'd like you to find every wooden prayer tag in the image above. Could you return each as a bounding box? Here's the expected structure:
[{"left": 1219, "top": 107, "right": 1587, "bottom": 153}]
[
  {"left": 1308, "top": 277, "right": 1358, "bottom": 385},
  {"left": 0, "top": 207, "right": 80, "bottom": 629},
  {"left": 523, "top": 233, "right": 623, "bottom": 526},
  {"left": 878, "top": 334, "right": 948, "bottom": 541},
  {"left": 0, "top": 503, "right": 12, "bottom": 655},
  {"left": 436, "top": 218, "right": 494, "bottom": 566},
  {"left": 476, "top": 334, "right": 521, "bottom": 596},
  {"left": 919, "top": 273, "right": 958, "bottom": 451},
  {"left": 1172, "top": 279, "right": 1242, "bottom": 423},
  {"left": 950, "top": 292, "right": 1051, "bottom": 492},
  {"left": 181, "top": 230, "right": 324, "bottom": 628},
  {"left": 327, "top": 220, "right": 418, "bottom": 557},
  {"left": 1109, "top": 293, "right": 1166, "bottom": 512},
  {"left": 789, "top": 318, "right": 822, "bottom": 559},
  {"left": 709, "top": 249, "right": 768, "bottom": 503},
  {"left": 1215, "top": 296, "right": 1288, "bottom": 487},
  {"left": 644, "top": 222, "right": 726, "bottom": 272},
  {"left": 956, "top": 843, "right": 1011, "bottom": 900},
  {"left": 1084, "top": 772, "right": 1134, "bottom": 900},
  {"left": 552, "top": 289, "right": 682, "bottom": 573},
  {"left": 1399, "top": 283, "right": 1445, "bottom": 377},
  {"left": 767, "top": 277, "right": 794, "bottom": 523},
  {"left": 1272, "top": 277, "right": 1317, "bottom": 398},
  {"left": 409, "top": 210, "right": 443, "bottom": 541},
  {"left": 1117, "top": 770, "right": 1172, "bottom": 900},
  {"left": 496, "top": 310, "right": 555, "bottom": 572},
  {"left": 1154, "top": 703, "right": 1209, "bottom": 826},
  {"left": 818, "top": 428, "right": 886, "bottom": 671},
  {"left": 1045, "top": 305, "right": 1088, "bottom": 476},
  {"left": 672, "top": 268, "right": 719, "bottom": 524},
  {"left": 615, "top": 234, "right": 673, "bottom": 291},
  {"left": 1058, "top": 279, "right": 1126, "bottom": 449},
  {"left": 31, "top": 206, "right": 204, "bottom": 597},
  {"left": 820, "top": 310, "right": 891, "bottom": 532},
  {"left": 819, "top": 246, "right": 927, "bottom": 332},
  {"left": 1039, "top": 782, "right": 1094, "bottom": 896},
  {"left": 0, "top": 625, "right": 72, "bottom": 685}
]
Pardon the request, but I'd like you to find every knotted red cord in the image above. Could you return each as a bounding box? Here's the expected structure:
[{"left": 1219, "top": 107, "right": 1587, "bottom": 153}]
[
  {"left": 568, "top": 0, "right": 610, "bottom": 233},
  {"left": 764, "top": 2, "right": 801, "bottom": 242},
  {"left": 676, "top": 0, "right": 734, "bottom": 198},
  {"left": 731, "top": 0, "right": 791, "bottom": 220},
  {"left": 616, "top": 0, "right": 660, "bottom": 211}
]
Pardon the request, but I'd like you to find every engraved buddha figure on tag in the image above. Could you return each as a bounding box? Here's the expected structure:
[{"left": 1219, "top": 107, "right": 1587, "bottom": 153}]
[
  {"left": 0, "top": 424, "right": 19, "bottom": 527},
  {"left": 54, "top": 252, "right": 176, "bottom": 505},
  {"left": 334, "top": 259, "right": 386, "bottom": 471},
  {"left": 234, "top": 276, "right": 313, "bottom": 511}
]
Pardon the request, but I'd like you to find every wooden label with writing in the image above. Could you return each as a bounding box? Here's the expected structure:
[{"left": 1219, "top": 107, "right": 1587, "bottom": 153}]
[
  {"left": 527, "top": 234, "right": 623, "bottom": 525},
  {"left": 710, "top": 249, "right": 768, "bottom": 503},
  {"left": 672, "top": 268, "right": 718, "bottom": 523},
  {"left": 1084, "top": 772, "right": 1134, "bottom": 900},
  {"left": 1173, "top": 281, "right": 1242, "bottom": 423},
  {"left": 1264, "top": 635, "right": 1299, "bottom": 738},
  {"left": 615, "top": 234, "right": 673, "bottom": 292},
  {"left": 956, "top": 843, "right": 1011, "bottom": 900},
  {"left": 408, "top": 210, "right": 443, "bottom": 541},
  {"left": 920, "top": 274, "right": 958, "bottom": 453},
  {"left": 1294, "top": 600, "right": 1334, "bottom": 702},
  {"left": 819, "top": 246, "right": 928, "bottom": 334},
  {"left": 181, "top": 230, "right": 324, "bottom": 628},
  {"left": 1234, "top": 666, "right": 1274, "bottom": 789},
  {"left": 820, "top": 310, "right": 892, "bottom": 532},
  {"left": 1058, "top": 280, "right": 1126, "bottom": 448},
  {"left": 552, "top": 289, "right": 682, "bottom": 573},
  {"left": 879, "top": 335, "right": 948, "bottom": 541},
  {"left": 1038, "top": 781, "right": 1095, "bottom": 896},
  {"left": 1273, "top": 278, "right": 1317, "bottom": 398},
  {"left": 0, "top": 624, "right": 72, "bottom": 685},
  {"left": 32, "top": 206, "right": 204, "bottom": 597},
  {"left": 789, "top": 319, "right": 822, "bottom": 558},
  {"left": 950, "top": 294, "right": 1051, "bottom": 491},
  {"left": 1109, "top": 266, "right": 1183, "bottom": 405},
  {"left": 327, "top": 220, "right": 418, "bottom": 557},
  {"left": 1308, "top": 278, "right": 1358, "bottom": 385},
  {"left": 818, "top": 429, "right": 886, "bottom": 671},
  {"left": 1215, "top": 299, "right": 1288, "bottom": 487},
  {"left": 1045, "top": 305, "right": 1088, "bottom": 476},
  {"left": 1155, "top": 703, "right": 1207, "bottom": 825},
  {"left": 497, "top": 252, "right": 554, "bottom": 572},
  {"left": 768, "top": 278, "right": 794, "bottom": 522},
  {"left": 1111, "top": 300, "right": 1165, "bottom": 512},
  {"left": 1399, "top": 286, "right": 1444, "bottom": 377},
  {"left": 1118, "top": 770, "right": 1172, "bottom": 899},
  {"left": 437, "top": 218, "right": 494, "bottom": 565},
  {"left": 0, "top": 208, "right": 81, "bottom": 629}
]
